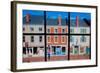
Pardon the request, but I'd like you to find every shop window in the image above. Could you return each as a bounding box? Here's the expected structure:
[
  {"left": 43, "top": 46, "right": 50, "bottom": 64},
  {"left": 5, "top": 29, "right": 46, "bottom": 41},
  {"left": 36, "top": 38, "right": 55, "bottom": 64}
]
[
  {"left": 52, "top": 46, "right": 56, "bottom": 55},
  {"left": 23, "top": 36, "right": 25, "bottom": 42},
  {"left": 33, "top": 47, "right": 38, "bottom": 54},
  {"left": 30, "top": 48, "right": 32, "bottom": 53},
  {"left": 23, "top": 47, "right": 26, "bottom": 54},
  {"left": 80, "top": 47, "right": 84, "bottom": 53},
  {"left": 27, "top": 48, "right": 30, "bottom": 54},
  {"left": 62, "top": 47, "right": 66, "bottom": 54},
  {"left": 74, "top": 46, "right": 79, "bottom": 54},
  {"left": 70, "top": 47, "right": 73, "bottom": 53}
]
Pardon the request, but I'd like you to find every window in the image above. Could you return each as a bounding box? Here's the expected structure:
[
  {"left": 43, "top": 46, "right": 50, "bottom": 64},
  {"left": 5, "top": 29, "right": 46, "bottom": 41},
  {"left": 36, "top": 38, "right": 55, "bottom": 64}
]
[
  {"left": 23, "top": 36, "right": 25, "bottom": 42},
  {"left": 48, "top": 29, "right": 50, "bottom": 33},
  {"left": 81, "top": 36, "right": 86, "bottom": 42},
  {"left": 86, "top": 47, "right": 90, "bottom": 55},
  {"left": 22, "top": 11, "right": 91, "bottom": 61},
  {"left": 62, "top": 47, "right": 66, "bottom": 53},
  {"left": 30, "top": 27, "right": 34, "bottom": 31},
  {"left": 81, "top": 29, "right": 86, "bottom": 33},
  {"left": 62, "top": 29, "right": 65, "bottom": 33},
  {"left": 70, "top": 36, "right": 74, "bottom": 42},
  {"left": 80, "top": 47, "right": 84, "bottom": 53},
  {"left": 56, "top": 46, "right": 61, "bottom": 55},
  {"left": 62, "top": 36, "right": 65, "bottom": 42},
  {"left": 39, "top": 27, "right": 42, "bottom": 31},
  {"left": 70, "top": 28, "right": 74, "bottom": 33},
  {"left": 74, "top": 46, "right": 79, "bottom": 54},
  {"left": 52, "top": 46, "right": 56, "bottom": 55},
  {"left": 33, "top": 47, "right": 37, "bottom": 54},
  {"left": 70, "top": 47, "right": 73, "bottom": 54},
  {"left": 30, "top": 48, "right": 32, "bottom": 53},
  {"left": 55, "top": 29, "right": 57, "bottom": 33},
  {"left": 48, "top": 36, "right": 50, "bottom": 42},
  {"left": 55, "top": 36, "right": 58, "bottom": 42},
  {"left": 23, "top": 47, "right": 26, "bottom": 54},
  {"left": 39, "top": 36, "right": 42, "bottom": 42},
  {"left": 23, "top": 27, "right": 25, "bottom": 31},
  {"left": 27, "top": 48, "right": 30, "bottom": 54},
  {"left": 31, "top": 36, "right": 34, "bottom": 42}
]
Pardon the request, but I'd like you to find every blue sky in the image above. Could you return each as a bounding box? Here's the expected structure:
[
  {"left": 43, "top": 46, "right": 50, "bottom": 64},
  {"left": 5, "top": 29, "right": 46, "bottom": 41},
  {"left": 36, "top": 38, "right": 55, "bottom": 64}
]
[
  {"left": 70, "top": 12, "right": 91, "bottom": 20},
  {"left": 46, "top": 11, "right": 68, "bottom": 19},
  {"left": 23, "top": 10, "right": 91, "bottom": 20},
  {"left": 23, "top": 10, "right": 44, "bottom": 17}
]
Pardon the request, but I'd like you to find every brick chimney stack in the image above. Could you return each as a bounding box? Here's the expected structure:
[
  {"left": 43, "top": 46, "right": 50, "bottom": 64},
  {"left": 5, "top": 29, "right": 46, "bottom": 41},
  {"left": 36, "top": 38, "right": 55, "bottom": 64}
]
[
  {"left": 58, "top": 15, "right": 61, "bottom": 25},
  {"left": 76, "top": 16, "right": 79, "bottom": 27},
  {"left": 26, "top": 14, "right": 31, "bottom": 23}
]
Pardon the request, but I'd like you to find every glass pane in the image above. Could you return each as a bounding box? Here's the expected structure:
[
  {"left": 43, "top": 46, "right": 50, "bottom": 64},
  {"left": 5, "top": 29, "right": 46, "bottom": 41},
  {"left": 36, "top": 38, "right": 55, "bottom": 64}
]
[
  {"left": 46, "top": 35, "right": 68, "bottom": 61},
  {"left": 70, "top": 35, "right": 90, "bottom": 60}
]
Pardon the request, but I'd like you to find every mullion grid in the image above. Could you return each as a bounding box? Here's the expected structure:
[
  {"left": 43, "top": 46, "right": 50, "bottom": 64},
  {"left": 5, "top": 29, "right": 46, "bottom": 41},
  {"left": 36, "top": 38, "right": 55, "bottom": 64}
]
[
  {"left": 69, "top": 13, "right": 91, "bottom": 60},
  {"left": 69, "top": 35, "right": 91, "bottom": 60},
  {"left": 44, "top": 11, "right": 91, "bottom": 61},
  {"left": 44, "top": 11, "right": 69, "bottom": 61},
  {"left": 23, "top": 11, "right": 91, "bottom": 62}
]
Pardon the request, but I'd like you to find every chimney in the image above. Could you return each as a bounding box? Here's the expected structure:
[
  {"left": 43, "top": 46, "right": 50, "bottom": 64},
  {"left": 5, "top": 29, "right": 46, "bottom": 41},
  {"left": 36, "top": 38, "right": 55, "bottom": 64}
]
[
  {"left": 76, "top": 16, "right": 79, "bottom": 27},
  {"left": 58, "top": 15, "right": 61, "bottom": 25},
  {"left": 26, "top": 14, "right": 31, "bottom": 23}
]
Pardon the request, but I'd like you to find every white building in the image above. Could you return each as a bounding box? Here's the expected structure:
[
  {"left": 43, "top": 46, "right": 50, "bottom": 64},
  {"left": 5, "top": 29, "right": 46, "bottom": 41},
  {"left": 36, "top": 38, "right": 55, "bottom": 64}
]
[
  {"left": 23, "top": 14, "right": 45, "bottom": 58},
  {"left": 70, "top": 16, "right": 91, "bottom": 56},
  {"left": 70, "top": 36, "right": 90, "bottom": 55}
]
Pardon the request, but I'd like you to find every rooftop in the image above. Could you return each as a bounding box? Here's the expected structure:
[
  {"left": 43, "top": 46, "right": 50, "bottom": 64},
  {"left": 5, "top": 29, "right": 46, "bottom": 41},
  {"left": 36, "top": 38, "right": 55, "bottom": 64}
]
[{"left": 23, "top": 15, "right": 90, "bottom": 27}]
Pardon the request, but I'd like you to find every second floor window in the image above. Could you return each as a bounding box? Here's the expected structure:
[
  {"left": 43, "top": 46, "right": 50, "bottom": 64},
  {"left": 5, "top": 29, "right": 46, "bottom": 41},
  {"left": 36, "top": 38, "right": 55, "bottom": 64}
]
[
  {"left": 70, "top": 36, "right": 74, "bottom": 42},
  {"left": 48, "top": 36, "right": 50, "bottom": 42},
  {"left": 62, "top": 36, "right": 65, "bottom": 42},
  {"left": 31, "top": 36, "right": 34, "bottom": 42},
  {"left": 39, "top": 36, "right": 42, "bottom": 42},
  {"left": 55, "top": 36, "right": 58, "bottom": 42},
  {"left": 81, "top": 36, "right": 86, "bottom": 42}
]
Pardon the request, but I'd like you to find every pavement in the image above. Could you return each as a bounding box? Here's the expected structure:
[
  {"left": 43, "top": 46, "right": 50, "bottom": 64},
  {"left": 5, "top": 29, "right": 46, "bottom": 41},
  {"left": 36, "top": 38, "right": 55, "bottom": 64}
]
[{"left": 23, "top": 55, "right": 90, "bottom": 63}]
